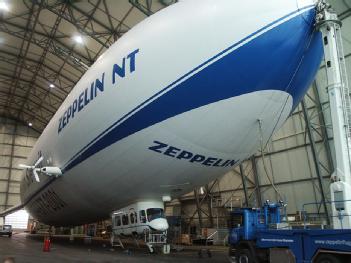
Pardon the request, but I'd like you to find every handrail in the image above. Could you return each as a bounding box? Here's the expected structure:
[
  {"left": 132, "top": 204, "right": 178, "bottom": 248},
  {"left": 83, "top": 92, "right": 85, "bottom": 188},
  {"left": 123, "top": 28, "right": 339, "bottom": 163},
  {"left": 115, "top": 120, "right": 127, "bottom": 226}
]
[
  {"left": 301, "top": 199, "right": 351, "bottom": 229},
  {"left": 205, "top": 230, "right": 217, "bottom": 246}
]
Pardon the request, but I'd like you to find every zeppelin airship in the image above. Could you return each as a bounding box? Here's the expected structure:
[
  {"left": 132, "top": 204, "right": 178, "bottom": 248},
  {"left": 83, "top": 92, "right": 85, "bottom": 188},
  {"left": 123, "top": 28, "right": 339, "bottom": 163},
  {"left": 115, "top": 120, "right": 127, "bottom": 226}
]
[{"left": 4, "top": 0, "right": 323, "bottom": 226}]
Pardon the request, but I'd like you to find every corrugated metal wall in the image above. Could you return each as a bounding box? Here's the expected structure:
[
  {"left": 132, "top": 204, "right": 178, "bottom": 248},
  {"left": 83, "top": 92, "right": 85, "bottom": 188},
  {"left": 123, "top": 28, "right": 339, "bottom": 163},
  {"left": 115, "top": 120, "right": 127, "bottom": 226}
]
[{"left": 0, "top": 117, "right": 39, "bottom": 212}]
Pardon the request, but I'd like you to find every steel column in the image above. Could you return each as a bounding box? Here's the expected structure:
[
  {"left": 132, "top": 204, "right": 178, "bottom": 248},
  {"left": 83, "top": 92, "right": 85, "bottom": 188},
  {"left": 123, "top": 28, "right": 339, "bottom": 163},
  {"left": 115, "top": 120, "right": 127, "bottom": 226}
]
[
  {"left": 239, "top": 164, "right": 249, "bottom": 206},
  {"left": 3, "top": 122, "right": 17, "bottom": 209},
  {"left": 312, "top": 81, "right": 334, "bottom": 173},
  {"left": 251, "top": 156, "right": 262, "bottom": 206},
  {"left": 301, "top": 99, "right": 330, "bottom": 225},
  {"left": 205, "top": 185, "right": 214, "bottom": 228},
  {"left": 194, "top": 189, "right": 203, "bottom": 229}
]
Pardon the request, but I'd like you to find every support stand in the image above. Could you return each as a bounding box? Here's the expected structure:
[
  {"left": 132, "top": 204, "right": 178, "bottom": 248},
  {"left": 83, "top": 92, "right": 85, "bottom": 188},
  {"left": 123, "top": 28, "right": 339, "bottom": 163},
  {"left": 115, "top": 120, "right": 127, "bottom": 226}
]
[
  {"left": 316, "top": 0, "right": 351, "bottom": 229},
  {"left": 110, "top": 232, "right": 125, "bottom": 249},
  {"left": 144, "top": 230, "right": 168, "bottom": 254}
]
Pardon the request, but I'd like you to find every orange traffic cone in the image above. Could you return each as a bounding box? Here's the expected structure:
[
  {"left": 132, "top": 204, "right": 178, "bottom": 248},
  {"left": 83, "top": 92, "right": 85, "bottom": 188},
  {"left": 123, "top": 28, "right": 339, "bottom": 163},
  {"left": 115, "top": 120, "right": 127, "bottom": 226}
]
[{"left": 43, "top": 237, "right": 51, "bottom": 252}]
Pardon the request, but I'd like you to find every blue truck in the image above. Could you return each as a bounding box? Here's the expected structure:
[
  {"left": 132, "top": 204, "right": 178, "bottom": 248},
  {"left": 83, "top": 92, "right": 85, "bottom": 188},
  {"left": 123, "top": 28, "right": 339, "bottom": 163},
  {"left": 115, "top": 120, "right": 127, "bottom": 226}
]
[{"left": 228, "top": 201, "right": 351, "bottom": 263}]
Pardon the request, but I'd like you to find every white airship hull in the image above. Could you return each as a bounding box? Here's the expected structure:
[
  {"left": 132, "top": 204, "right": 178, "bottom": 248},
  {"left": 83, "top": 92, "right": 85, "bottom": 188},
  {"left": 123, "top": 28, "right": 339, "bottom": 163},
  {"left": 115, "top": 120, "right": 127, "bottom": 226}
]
[{"left": 20, "top": 0, "right": 323, "bottom": 225}]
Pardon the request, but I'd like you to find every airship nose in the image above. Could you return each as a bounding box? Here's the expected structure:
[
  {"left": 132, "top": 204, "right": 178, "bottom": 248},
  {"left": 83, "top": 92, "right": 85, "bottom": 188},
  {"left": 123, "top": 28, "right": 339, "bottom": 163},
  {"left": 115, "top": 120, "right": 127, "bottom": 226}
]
[
  {"left": 283, "top": 0, "right": 323, "bottom": 110},
  {"left": 296, "top": 0, "right": 318, "bottom": 25},
  {"left": 149, "top": 218, "right": 169, "bottom": 231}
]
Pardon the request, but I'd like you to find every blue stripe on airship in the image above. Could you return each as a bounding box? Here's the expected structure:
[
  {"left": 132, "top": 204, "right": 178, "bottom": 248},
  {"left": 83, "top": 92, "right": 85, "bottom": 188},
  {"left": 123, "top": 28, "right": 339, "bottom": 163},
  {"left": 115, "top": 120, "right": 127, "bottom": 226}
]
[{"left": 63, "top": 7, "right": 322, "bottom": 172}]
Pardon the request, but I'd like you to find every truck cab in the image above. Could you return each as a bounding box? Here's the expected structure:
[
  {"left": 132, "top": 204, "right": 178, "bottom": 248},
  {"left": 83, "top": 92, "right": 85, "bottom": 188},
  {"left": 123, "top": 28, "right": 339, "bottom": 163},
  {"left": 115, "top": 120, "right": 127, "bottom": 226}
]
[
  {"left": 229, "top": 202, "right": 283, "bottom": 244},
  {"left": 229, "top": 201, "right": 284, "bottom": 262}
]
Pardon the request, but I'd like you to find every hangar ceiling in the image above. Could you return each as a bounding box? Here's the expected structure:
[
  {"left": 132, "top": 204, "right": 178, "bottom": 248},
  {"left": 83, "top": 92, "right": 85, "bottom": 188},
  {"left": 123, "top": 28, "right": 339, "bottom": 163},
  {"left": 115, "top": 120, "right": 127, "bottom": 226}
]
[
  {"left": 0, "top": 0, "right": 350, "bottom": 133},
  {"left": 0, "top": 0, "right": 173, "bottom": 132},
  {"left": 0, "top": 0, "right": 351, "bottom": 222}
]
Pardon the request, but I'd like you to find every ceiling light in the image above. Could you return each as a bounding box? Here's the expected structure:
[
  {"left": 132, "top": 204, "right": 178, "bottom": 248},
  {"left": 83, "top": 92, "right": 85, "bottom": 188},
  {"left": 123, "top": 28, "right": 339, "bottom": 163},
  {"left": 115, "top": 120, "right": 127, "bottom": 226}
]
[
  {"left": 28, "top": 122, "right": 32, "bottom": 127},
  {"left": 73, "top": 35, "right": 84, "bottom": 44},
  {"left": 199, "top": 187, "right": 204, "bottom": 195},
  {"left": 0, "top": 1, "right": 9, "bottom": 11},
  {"left": 49, "top": 84, "right": 55, "bottom": 88}
]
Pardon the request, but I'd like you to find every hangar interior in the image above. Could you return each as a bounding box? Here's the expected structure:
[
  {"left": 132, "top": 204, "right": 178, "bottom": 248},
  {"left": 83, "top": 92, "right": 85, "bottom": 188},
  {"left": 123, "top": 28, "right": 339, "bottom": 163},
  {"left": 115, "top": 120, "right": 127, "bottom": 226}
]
[{"left": 0, "top": 0, "right": 351, "bottom": 261}]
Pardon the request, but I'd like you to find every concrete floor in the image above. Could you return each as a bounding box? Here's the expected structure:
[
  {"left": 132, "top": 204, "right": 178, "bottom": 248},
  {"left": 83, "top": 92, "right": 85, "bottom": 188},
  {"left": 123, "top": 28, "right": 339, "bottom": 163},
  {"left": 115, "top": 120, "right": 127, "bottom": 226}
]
[{"left": 0, "top": 233, "right": 229, "bottom": 263}]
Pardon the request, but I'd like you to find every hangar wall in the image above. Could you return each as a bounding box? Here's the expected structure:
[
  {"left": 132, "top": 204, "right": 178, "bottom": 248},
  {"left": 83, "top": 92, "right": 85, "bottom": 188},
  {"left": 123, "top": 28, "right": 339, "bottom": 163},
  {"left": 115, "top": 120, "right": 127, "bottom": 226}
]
[
  {"left": 0, "top": 2, "right": 350, "bottom": 230},
  {"left": 0, "top": 60, "right": 349, "bottom": 227},
  {"left": 0, "top": 117, "right": 39, "bottom": 212}
]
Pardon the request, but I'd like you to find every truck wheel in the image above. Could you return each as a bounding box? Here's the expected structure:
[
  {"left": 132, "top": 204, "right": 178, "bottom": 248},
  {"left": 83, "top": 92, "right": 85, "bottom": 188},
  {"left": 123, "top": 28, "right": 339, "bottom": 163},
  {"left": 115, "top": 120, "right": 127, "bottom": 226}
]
[
  {"left": 237, "top": 249, "right": 254, "bottom": 263},
  {"left": 314, "top": 254, "right": 341, "bottom": 263}
]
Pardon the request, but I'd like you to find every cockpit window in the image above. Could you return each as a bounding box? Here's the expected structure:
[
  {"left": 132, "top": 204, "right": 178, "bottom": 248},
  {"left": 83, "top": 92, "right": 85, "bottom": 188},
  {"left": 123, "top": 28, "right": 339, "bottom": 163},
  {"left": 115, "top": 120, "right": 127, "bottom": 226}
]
[{"left": 146, "top": 208, "right": 164, "bottom": 222}]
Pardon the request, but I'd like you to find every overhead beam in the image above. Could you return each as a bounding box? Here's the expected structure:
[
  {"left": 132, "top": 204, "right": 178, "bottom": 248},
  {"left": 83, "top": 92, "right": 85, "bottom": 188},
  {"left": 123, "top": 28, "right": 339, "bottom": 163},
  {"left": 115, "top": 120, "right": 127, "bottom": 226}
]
[
  {"left": 211, "top": 175, "right": 331, "bottom": 196},
  {"left": 0, "top": 90, "right": 56, "bottom": 115},
  {"left": 0, "top": 49, "right": 77, "bottom": 83},
  {"left": 0, "top": 57, "right": 71, "bottom": 96},
  {"left": 0, "top": 19, "right": 90, "bottom": 71},
  {"left": 42, "top": 1, "right": 113, "bottom": 48},
  {"left": 0, "top": 72, "right": 65, "bottom": 103},
  {"left": 2, "top": 1, "right": 43, "bottom": 124},
  {"left": 0, "top": 114, "right": 44, "bottom": 134},
  {"left": 0, "top": 105, "right": 50, "bottom": 127},
  {"left": 129, "top": 0, "right": 153, "bottom": 16},
  {"left": 14, "top": 4, "right": 68, "bottom": 123}
]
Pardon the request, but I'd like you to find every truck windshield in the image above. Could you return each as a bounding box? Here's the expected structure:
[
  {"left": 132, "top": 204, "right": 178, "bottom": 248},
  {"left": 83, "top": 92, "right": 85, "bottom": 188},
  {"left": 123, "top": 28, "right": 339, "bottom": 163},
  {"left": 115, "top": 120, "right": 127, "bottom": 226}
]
[
  {"left": 146, "top": 208, "right": 164, "bottom": 221},
  {"left": 230, "top": 214, "right": 243, "bottom": 228}
]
